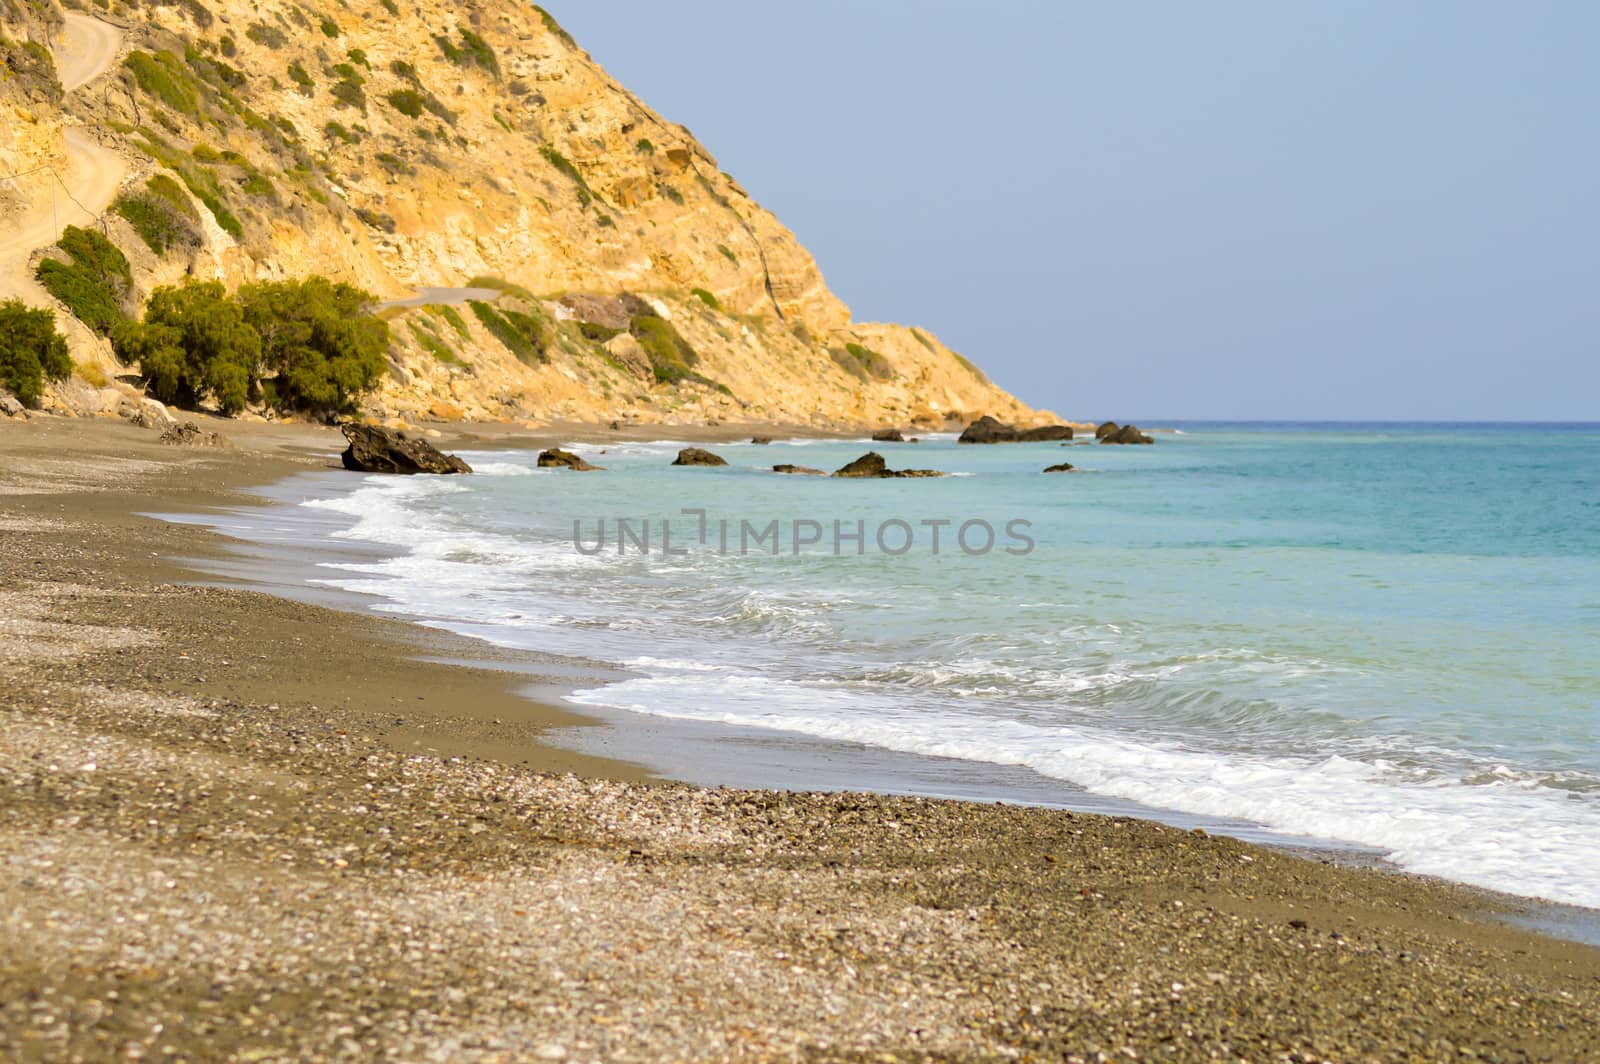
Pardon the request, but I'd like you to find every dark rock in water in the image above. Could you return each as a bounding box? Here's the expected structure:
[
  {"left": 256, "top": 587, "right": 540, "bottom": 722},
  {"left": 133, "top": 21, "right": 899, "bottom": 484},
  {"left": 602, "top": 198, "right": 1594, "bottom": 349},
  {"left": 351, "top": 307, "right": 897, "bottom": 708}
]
[
  {"left": 1101, "top": 424, "right": 1154, "bottom": 445},
  {"left": 672, "top": 447, "right": 728, "bottom": 467},
  {"left": 958, "top": 415, "right": 1020, "bottom": 444},
  {"left": 959, "top": 416, "right": 1073, "bottom": 444},
  {"left": 537, "top": 448, "right": 603, "bottom": 471},
  {"left": 774, "top": 464, "right": 826, "bottom": 476},
  {"left": 1043, "top": 463, "right": 1076, "bottom": 473},
  {"left": 833, "top": 452, "right": 947, "bottom": 478},
  {"left": 751, "top": 436, "right": 773, "bottom": 445},
  {"left": 872, "top": 428, "right": 906, "bottom": 442},
  {"left": 834, "top": 452, "right": 889, "bottom": 477},
  {"left": 163, "top": 421, "right": 229, "bottom": 449},
  {"left": 341, "top": 424, "right": 467, "bottom": 473},
  {"left": 1095, "top": 421, "right": 1120, "bottom": 440}
]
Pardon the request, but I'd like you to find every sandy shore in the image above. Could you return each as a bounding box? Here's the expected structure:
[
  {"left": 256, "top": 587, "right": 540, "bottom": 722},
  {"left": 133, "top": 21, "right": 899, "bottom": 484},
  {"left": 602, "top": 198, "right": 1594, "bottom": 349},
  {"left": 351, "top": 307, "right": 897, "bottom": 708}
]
[{"left": 2, "top": 413, "right": 1598, "bottom": 1062}]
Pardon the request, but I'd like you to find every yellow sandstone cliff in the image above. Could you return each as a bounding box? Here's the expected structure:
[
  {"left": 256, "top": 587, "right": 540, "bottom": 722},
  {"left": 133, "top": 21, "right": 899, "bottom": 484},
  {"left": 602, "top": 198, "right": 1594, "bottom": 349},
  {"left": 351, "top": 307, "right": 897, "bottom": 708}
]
[{"left": 2, "top": 0, "right": 1046, "bottom": 429}]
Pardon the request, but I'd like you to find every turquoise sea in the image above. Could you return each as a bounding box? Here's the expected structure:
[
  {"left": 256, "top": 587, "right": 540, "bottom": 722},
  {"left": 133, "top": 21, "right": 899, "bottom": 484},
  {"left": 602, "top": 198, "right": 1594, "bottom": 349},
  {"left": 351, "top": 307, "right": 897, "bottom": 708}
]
[{"left": 269, "top": 423, "right": 1599, "bottom": 907}]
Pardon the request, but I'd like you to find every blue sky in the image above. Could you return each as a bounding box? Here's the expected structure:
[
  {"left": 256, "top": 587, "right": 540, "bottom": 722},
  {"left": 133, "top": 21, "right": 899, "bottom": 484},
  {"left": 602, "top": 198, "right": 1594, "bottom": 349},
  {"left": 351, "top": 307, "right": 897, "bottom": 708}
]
[{"left": 555, "top": 2, "right": 1598, "bottom": 421}]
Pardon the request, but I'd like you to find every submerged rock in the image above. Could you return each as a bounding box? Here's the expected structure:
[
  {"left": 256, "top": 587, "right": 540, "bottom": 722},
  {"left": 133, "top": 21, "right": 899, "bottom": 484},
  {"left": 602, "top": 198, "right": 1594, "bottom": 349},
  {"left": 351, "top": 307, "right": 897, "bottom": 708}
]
[
  {"left": 672, "top": 447, "right": 728, "bottom": 467},
  {"left": 774, "top": 464, "right": 826, "bottom": 476},
  {"left": 538, "top": 448, "right": 603, "bottom": 471},
  {"left": 1043, "top": 463, "right": 1076, "bottom": 473},
  {"left": 832, "top": 452, "right": 947, "bottom": 478},
  {"left": 341, "top": 424, "right": 466, "bottom": 472}
]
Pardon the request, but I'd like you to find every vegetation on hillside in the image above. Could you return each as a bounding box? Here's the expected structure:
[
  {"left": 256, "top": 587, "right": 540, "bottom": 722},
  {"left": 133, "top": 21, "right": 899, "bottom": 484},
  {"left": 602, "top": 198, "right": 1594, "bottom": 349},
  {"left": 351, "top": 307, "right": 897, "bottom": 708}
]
[
  {"left": 0, "top": 300, "right": 71, "bottom": 407},
  {"left": 34, "top": 226, "right": 131, "bottom": 336}
]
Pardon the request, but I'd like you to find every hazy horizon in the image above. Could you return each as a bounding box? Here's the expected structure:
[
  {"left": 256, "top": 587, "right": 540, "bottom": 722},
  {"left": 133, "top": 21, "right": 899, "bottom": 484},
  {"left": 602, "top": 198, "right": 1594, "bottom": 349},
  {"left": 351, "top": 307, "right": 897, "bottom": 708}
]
[{"left": 556, "top": 2, "right": 1597, "bottom": 422}]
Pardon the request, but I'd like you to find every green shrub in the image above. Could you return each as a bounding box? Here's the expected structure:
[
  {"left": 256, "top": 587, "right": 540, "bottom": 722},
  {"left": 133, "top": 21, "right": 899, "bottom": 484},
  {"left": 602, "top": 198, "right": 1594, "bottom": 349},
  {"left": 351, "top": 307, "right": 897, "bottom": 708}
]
[
  {"left": 468, "top": 300, "right": 549, "bottom": 364},
  {"left": 116, "top": 277, "right": 388, "bottom": 417},
  {"left": 114, "top": 281, "right": 258, "bottom": 414},
  {"left": 435, "top": 28, "right": 499, "bottom": 76},
  {"left": 375, "top": 151, "right": 414, "bottom": 176},
  {"left": 320, "top": 18, "right": 340, "bottom": 37},
  {"left": 539, "top": 145, "right": 597, "bottom": 208},
  {"left": 467, "top": 276, "right": 537, "bottom": 301},
  {"left": 635, "top": 138, "right": 655, "bottom": 155},
  {"left": 952, "top": 351, "right": 989, "bottom": 384},
  {"left": 844, "top": 341, "right": 894, "bottom": 380},
  {"left": 34, "top": 226, "right": 130, "bottom": 336},
  {"left": 114, "top": 191, "right": 200, "bottom": 255},
  {"left": 331, "top": 75, "right": 365, "bottom": 110},
  {"left": 124, "top": 50, "right": 201, "bottom": 116},
  {"left": 0, "top": 299, "right": 71, "bottom": 407},
  {"left": 576, "top": 321, "right": 621, "bottom": 343},
  {"left": 532, "top": 6, "right": 574, "bottom": 48},
  {"left": 2, "top": 36, "right": 63, "bottom": 103},
  {"left": 347, "top": 48, "right": 369, "bottom": 67},
  {"left": 408, "top": 320, "right": 460, "bottom": 364},
  {"left": 424, "top": 303, "right": 470, "bottom": 338},
  {"left": 911, "top": 327, "right": 936, "bottom": 352},
  {"left": 145, "top": 174, "right": 198, "bottom": 217},
  {"left": 324, "top": 120, "right": 359, "bottom": 144},
  {"left": 385, "top": 88, "right": 424, "bottom": 118},
  {"left": 716, "top": 243, "right": 738, "bottom": 265},
  {"left": 238, "top": 277, "right": 388, "bottom": 413},
  {"left": 286, "top": 61, "right": 313, "bottom": 95},
  {"left": 629, "top": 314, "right": 700, "bottom": 384},
  {"left": 381, "top": 0, "right": 399, "bottom": 14},
  {"left": 690, "top": 287, "right": 721, "bottom": 311},
  {"left": 658, "top": 183, "right": 684, "bottom": 206},
  {"left": 245, "top": 22, "right": 287, "bottom": 49}
]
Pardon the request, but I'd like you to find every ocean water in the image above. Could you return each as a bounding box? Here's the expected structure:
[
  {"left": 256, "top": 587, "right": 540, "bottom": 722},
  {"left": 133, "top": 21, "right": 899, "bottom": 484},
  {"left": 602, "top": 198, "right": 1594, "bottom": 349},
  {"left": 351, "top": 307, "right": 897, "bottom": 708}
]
[{"left": 290, "top": 424, "right": 1600, "bottom": 908}]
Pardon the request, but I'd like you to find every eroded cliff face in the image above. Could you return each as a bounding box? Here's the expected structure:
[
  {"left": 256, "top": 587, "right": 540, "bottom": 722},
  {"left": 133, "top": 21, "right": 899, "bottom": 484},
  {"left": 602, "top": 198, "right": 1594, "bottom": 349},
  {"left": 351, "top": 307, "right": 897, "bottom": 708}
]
[{"left": 7, "top": 0, "right": 1045, "bottom": 429}]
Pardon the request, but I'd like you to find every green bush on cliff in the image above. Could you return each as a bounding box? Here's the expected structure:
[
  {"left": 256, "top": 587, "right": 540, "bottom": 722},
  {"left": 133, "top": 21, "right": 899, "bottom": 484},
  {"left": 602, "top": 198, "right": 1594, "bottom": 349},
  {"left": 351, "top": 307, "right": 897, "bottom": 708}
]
[
  {"left": 1, "top": 35, "right": 62, "bottom": 103},
  {"left": 124, "top": 50, "right": 201, "bottom": 116},
  {"left": 115, "top": 278, "right": 388, "bottom": 417},
  {"left": 690, "top": 288, "right": 721, "bottom": 311},
  {"left": 0, "top": 299, "right": 72, "bottom": 407},
  {"left": 844, "top": 341, "right": 894, "bottom": 380},
  {"left": 539, "top": 146, "right": 598, "bottom": 208},
  {"left": 435, "top": 28, "right": 499, "bottom": 77},
  {"left": 468, "top": 300, "right": 550, "bottom": 365},
  {"left": 114, "top": 189, "right": 201, "bottom": 255},
  {"left": 34, "top": 226, "right": 131, "bottom": 336}
]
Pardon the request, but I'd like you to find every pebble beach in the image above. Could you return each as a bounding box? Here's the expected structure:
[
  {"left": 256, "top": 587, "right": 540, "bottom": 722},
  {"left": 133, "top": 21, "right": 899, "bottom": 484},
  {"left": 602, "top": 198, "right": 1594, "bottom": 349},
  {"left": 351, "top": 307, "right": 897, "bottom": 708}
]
[{"left": 2, "top": 415, "right": 1598, "bottom": 1062}]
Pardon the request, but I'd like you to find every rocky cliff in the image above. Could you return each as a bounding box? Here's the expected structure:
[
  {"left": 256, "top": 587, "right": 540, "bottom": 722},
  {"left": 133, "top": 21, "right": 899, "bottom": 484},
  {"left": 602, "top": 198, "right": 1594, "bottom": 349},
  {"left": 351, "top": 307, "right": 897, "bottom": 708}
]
[{"left": 3, "top": 0, "right": 1046, "bottom": 429}]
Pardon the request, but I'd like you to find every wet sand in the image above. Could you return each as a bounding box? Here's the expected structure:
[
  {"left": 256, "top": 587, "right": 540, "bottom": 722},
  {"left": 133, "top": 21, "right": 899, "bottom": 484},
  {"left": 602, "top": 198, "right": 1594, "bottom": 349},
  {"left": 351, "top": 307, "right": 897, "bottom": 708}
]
[{"left": 2, "top": 413, "right": 1598, "bottom": 1062}]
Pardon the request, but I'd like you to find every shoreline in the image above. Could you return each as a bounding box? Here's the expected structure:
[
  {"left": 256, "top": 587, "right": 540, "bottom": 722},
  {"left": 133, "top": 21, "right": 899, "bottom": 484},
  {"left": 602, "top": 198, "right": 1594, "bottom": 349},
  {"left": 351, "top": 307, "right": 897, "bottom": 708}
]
[{"left": 3, "top": 413, "right": 1600, "bottom": 1060}]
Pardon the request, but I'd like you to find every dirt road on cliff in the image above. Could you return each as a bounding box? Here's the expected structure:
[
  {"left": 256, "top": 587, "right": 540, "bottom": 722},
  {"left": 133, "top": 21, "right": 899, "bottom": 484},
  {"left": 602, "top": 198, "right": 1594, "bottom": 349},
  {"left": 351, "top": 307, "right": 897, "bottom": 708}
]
[{"left": 0, "top": 13, "right": 126, "bottom": 305}]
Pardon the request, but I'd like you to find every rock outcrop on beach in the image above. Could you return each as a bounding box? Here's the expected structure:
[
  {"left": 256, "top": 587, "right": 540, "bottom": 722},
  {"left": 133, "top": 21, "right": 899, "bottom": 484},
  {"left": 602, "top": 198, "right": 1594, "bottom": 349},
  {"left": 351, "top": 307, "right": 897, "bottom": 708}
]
[
  {"left": 872, "top": 429, "right": 906, "bottom": 442},
  {"left": 340, "top": 423, "right": 470, "bottom": 474},
  {"left": 672, "top": 447, "right": 728, "bottom": 467},
  {"left": 959, "top": 416, "right": 1075, "bottom": 444},
  {"left": 833, "top": 452, "right": 946, "bottom": 479},
  {"left": 1, "top": 0, "right": 1055, "bottom": 431},
  {"left": 537, "top": 448, "right": 601, "bottom": 471}
]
